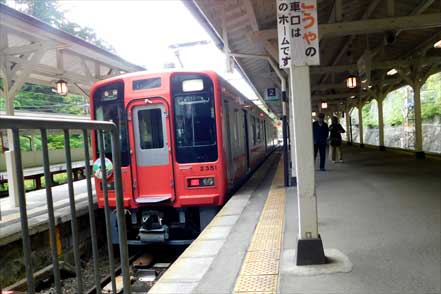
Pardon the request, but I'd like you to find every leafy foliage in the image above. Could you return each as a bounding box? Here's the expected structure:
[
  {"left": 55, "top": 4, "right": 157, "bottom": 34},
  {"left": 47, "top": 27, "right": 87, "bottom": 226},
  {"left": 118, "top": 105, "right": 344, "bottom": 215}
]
[
  {"left": 357, "top": 72, "right": 440, "bottom": 129},
  {"left": 362, "top": 100, "right": 378, "bottom": 128},
  {"left": 11, "top": 0, "right": 115, "bottom": 52},
  {"left": 19, "top": 134, "right": 83, "bottom": 151},
  {"left": 0, "top": 83, "right": 88, "bottom": 115},
  {"left": 421, "top": 72, "right": 441, "bottom": 120}
]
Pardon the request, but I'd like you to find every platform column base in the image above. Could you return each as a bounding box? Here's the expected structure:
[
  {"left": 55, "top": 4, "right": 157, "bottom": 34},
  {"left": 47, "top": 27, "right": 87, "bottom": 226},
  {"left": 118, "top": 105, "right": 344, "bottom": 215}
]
[
  {"left": 416, "top": 151, "right": 425, "bottom": 160},
  {"left": 296, "top": 237, "right": 327, "bottom": 266},
  {"left": 360, "top": 144, "right": 365, "bottom": 148},
  {"left": 379, "top": 145, "right": 386, "bottom": 151}
]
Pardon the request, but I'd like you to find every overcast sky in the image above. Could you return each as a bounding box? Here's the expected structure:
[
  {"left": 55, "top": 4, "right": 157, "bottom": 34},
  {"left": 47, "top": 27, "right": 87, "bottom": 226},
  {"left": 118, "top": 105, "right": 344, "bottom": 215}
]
[{"left": 60, "top": 0, "right": 260, "bottom": 102}]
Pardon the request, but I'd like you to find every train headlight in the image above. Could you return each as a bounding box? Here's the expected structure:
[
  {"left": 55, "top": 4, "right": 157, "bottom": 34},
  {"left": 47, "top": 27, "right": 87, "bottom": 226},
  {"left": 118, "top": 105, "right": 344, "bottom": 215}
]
[
  {"left": 188, "top": 177, "right": 215, "bottom": 187},
  {"left": 201, "top": 177, "right": 215, "bottom": 186}
]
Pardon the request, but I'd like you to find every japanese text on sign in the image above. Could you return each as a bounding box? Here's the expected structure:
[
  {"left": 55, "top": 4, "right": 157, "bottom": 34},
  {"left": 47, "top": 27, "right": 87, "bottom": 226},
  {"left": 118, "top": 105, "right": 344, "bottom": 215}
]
[{"left": 277, "top": 0, "right": 320, "bottom": 68}]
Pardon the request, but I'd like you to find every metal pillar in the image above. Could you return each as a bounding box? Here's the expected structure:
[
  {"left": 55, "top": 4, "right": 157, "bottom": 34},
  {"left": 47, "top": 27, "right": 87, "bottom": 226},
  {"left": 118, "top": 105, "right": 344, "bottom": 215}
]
[
  {"left": 282, "top": 91, "right": 290, "bottom": 187},
  {"left": 378, "top": 96, "right": 386, "bottom": 151},
  {"left": 358, "top": 103, "right": 365, "bottom": 148},
  {"left": 289, "top": 65, "right": 325, "bottom": 265},
  {"left": 413, "top": 83, "right": 425, "bottom": 159}
]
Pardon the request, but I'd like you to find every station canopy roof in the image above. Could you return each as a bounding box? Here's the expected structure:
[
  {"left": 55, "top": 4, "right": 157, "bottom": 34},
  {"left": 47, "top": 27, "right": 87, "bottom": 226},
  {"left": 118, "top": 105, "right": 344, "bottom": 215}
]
[
  {"left": 0, "top": 3, "right": 144, "bottom": 99},
  {"left": 187, "top": 0, "right": 441, "bottom": 117}
]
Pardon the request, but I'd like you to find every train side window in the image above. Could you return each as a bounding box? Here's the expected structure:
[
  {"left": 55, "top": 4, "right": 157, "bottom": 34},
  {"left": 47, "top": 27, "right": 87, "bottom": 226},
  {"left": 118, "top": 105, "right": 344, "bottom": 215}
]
[{"left": 138, "top": 108, "right": 164, "bottom": 149}]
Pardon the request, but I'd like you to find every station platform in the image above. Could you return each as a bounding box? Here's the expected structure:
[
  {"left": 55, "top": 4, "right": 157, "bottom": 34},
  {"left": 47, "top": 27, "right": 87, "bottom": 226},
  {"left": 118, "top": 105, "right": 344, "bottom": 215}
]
[
  {"left": 149, "top": 147, "right": 441, "bottom": 294},
  {"left": 0, "top": 179, "right": 91, "bottom": 246}
]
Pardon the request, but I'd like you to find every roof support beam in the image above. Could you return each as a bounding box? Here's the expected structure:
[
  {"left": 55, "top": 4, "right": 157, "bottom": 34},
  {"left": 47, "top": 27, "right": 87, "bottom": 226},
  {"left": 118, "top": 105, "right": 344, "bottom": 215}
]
[
  {"left": 319, "top": 13, "right": 441, "bottom": 39},
  {"left": 7, "top": 47, "right": 46, "bottom": 114},
  {"left": 251, "top": 13, "right": 441, "bottom": 42},
  {"left": 410, "top": 0, "right": 435, "bottom": 15},
  {"left": 2, "top": 42, "right": 52, "bottom": 55},
  {"left": 335, "top": 0, "right": 343, "bottom": 22},
  {"left": 309, "top": 56, "right": 441, "bottom": 74},
  {"left": 387, "top": 0, "right": 395, "bottom": 17},
  {"left": 319, "top": 0, "right": 381, "bottom": 83}
]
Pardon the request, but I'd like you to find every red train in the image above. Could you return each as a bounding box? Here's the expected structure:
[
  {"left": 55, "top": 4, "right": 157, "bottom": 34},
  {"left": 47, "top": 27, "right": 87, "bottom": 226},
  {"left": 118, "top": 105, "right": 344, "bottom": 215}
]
[{"left": 90, "top": 71, "right": 277, "bottom": 244}]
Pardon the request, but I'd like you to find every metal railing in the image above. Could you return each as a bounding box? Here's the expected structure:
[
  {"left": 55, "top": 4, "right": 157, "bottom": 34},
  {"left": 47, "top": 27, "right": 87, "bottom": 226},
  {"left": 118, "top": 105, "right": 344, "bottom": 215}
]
[{"left": 0, "top": 116, "right": 131, "bottom": 294}]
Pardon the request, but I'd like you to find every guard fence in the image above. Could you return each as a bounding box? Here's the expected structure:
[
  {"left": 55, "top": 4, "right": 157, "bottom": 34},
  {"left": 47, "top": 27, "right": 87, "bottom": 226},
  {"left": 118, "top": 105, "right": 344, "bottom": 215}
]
[{"left": 0, "top": 116, "right": 131, "bottom": 294}]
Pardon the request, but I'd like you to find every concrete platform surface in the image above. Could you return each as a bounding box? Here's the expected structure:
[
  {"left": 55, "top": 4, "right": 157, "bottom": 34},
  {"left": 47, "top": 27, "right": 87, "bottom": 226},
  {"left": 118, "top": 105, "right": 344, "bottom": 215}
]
[
  {"left": 0, "top": 179, "right": 92, "bottom": 245},
  {"left": 149, "top": 146, "right": 440, "bottom": 294},
  {"left": 280, "top": 146, "right": 441, "bottom": 293}
]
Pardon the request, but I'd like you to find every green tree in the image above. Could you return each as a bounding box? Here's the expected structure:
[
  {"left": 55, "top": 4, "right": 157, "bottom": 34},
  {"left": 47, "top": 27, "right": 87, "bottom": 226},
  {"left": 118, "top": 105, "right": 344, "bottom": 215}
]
[
  {"left": 9, "top": 0, "right": 115, "bottom": 52},
  {"left": 421, "top": 72, "right": 441, "bottom": 121}
]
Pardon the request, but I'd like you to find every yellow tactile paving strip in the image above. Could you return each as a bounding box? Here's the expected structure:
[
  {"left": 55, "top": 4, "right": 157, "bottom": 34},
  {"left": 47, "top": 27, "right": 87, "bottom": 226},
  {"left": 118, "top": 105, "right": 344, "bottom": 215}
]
[{"left": 234, "top": 160, "right": 285, "bottom": 294}]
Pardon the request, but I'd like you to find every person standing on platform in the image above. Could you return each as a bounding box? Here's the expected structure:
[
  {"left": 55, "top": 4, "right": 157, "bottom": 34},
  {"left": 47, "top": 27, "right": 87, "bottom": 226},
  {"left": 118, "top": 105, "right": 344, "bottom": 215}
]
[
  {"left": 329, "top": 116, "right": 345, "bottom": 163},
  {"left": 313, "top": 113, "right": 329, "bottom": 171}
]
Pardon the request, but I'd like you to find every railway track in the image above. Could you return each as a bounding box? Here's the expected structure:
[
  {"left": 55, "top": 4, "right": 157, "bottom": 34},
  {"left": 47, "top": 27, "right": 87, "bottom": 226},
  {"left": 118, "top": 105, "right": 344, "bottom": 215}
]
[{"left": 5, "top": 244, "right": 186, "bottom": 294}]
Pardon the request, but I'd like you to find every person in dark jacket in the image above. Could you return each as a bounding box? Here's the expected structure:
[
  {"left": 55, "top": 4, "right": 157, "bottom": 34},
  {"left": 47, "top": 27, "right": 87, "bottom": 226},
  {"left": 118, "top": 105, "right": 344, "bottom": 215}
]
[
  {"left": 329, "top": 116, "right": 346, "bottom": 163},
  {"left": 313, "top": 113, "right": 329, "bottom": 171}
]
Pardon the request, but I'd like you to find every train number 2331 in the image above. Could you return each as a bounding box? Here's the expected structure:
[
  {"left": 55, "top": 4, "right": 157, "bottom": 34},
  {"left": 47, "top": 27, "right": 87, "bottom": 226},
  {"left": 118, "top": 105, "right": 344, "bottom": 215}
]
[{"left": 200, "top": 165, "right": 217, "bottom": 172}]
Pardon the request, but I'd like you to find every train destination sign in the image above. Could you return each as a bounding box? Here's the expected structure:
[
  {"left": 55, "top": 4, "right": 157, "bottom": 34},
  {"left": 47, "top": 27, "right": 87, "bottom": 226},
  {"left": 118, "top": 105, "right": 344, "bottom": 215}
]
[{"left": 277, "top": 0, "right": 320, "bottom": 68}]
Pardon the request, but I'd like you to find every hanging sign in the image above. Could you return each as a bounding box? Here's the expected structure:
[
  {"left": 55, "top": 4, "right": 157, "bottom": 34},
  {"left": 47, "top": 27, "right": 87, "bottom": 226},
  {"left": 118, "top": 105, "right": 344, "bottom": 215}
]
[
  {"left": 265, "top": 88, "right": 280, "bottom": 102},
  {"left": 277, "top": 0, "right": 320, "bottom": 68}
]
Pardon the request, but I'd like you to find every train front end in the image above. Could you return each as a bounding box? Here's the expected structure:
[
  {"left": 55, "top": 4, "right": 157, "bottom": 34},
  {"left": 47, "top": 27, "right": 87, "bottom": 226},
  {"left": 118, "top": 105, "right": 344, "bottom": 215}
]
[{"left": 90, "top": 72, "right": 227, "bottom": 244}]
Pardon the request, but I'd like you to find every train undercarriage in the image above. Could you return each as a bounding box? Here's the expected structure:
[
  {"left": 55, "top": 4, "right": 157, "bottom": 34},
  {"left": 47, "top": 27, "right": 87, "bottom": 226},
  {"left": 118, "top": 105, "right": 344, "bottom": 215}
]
[{"left": 111, "top": 206, "right": 219, "bottom": 246}]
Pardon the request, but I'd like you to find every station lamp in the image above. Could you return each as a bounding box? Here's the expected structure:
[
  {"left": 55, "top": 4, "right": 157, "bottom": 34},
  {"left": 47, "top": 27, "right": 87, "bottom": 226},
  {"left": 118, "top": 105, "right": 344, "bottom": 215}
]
[
  {"left": 312, "top": 111, "right": 317, "bottom": 117},
  {"left": 434, "top": 40, "right": 441, "bottom": 48},
  {"left": 321, "top": 101, "right": 328, "bottom": 109},
  {"left": 346, "top": 75, "right": 357, "bottom": 89},
  {"left": 56, "top": 80, "right": 68, "bottom": 96},
  {"left": 387, "top": 68, "right": 398, "bottom": 76}
]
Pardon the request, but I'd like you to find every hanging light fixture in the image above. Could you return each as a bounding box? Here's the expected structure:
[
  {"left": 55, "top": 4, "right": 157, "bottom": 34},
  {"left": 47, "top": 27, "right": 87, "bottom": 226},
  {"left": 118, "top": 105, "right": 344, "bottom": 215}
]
[
  {"left": 312, "top": 111, "right": 317, "bottom": 117},
  {"left": 346, "top": 75, "right": 357, "bottom": 89},
  {"left": 387, "top": 68, "right": 398, "bottom": 76},
  {"left": 321, "top": 101, "right": 328, "bottom": 109},
  {"left": 434, "top": 40, "right": 441, "bottom": 48},
  {"left": 56, "top": 80, "right": 68, "bottom": 96}
]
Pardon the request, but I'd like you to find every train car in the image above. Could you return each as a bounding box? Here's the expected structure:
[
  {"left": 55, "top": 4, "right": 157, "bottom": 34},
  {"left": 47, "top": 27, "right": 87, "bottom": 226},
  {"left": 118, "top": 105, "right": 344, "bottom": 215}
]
[{"left": 90, "top": 71, "right": 277, "bottom": 244}]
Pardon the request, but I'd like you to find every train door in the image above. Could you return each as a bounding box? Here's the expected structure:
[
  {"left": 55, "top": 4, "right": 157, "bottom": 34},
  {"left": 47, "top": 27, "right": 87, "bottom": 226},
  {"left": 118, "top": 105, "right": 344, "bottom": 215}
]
[
  {"left": 223, "top": 101, "right": 234, "bottom": 187},
  {"left": 264, "top": 120, "right": 267, "bottom": 153},
  {"left": 130, "top": 98, "right": 175, "bottom": 203},
  {"left": 243, "top": 110, "right": 250, "bottom": 171}
]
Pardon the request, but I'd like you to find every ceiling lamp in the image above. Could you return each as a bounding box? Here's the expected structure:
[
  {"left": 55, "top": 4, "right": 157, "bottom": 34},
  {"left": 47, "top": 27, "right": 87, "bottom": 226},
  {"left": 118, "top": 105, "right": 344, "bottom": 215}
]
[
  {"left": 387, "top": 68, "right": 398, "bottom": 76},
  {"left": 312, "top": 111, "right": 317, "bottom": 117},
  {"left": 434, "top": 40, "right": 441, "bottom": 48},
  {"left": 350, "top": 95, "right": 356, "bottom": 99},
  {"left": 56, "top": 80, "right": 68, "bottom": 96},
  {"left": 346, "top": 75, "right": 357, "bottom": 89},
  {"left": 321, "top": 101, "right": 328, "bottom": 109}
]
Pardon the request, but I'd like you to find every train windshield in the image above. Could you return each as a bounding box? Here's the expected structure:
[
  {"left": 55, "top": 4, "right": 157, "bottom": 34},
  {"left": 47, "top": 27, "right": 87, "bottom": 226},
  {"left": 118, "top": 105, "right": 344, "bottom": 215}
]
[
  {"left": 93, "top": 82, "right": 130, "bottom": 166},
  {"left": 172, "top": 74, "right": 217, "bottom": 163}
]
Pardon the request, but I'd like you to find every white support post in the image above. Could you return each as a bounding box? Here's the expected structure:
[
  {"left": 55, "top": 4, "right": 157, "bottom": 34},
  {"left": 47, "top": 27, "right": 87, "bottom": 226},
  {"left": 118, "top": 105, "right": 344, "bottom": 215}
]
[
  {"left": 412, "top": 82, "right": 425, "bottom": 158},
  {"left": 4, "top": 47, "right": 46, "bottom": 207},
  {"left": 345, "top": 108, "right": 351, "bottom": 143},
  {"left": 289, "top": 65, "right": 325, "bottom": 265},
  {"left": 3, "top": 77, "right": 20, "bottom": 207},
  {"left": 358, "top": 103, "right": 364, "bottom": 147},
  {"left": 287, "top": 75, "right": 297, "bottom": 186},
  {"left": 378, "top": 96, "right": 386, "bottom": 150}
]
